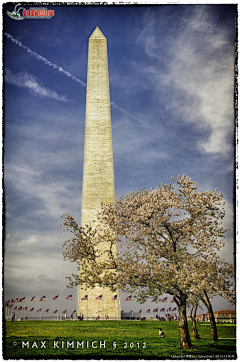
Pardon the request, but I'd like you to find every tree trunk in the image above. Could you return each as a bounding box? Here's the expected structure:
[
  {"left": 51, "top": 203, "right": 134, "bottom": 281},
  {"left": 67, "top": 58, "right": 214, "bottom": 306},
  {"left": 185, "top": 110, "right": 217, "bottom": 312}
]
[
  {"left": 203, "top": 290, "right": 218, "bottom": 342},
  {"left": 191, "top": 305, "right": 200, "bottom": 339},
  {"left": 177, "top": 294, "right": 192, "bottom": 348}
]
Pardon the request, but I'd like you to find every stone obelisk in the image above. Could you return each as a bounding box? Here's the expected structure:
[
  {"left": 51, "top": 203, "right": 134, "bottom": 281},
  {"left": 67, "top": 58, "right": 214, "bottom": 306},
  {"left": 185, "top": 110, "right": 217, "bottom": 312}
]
[{"left": 78, "top": 27, "right": 120, "bottom": 319}]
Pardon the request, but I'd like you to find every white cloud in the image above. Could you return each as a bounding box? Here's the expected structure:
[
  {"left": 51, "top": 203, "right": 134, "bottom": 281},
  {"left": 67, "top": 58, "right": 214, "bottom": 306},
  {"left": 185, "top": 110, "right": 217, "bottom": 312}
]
[
  {"left": 17, "top": 235, "right": 37, "bottom": 247},
  {"left": 5, "top": 68, "right": 68, "bottom": 102},
  {"left": 139, "top": 6, "right": 235, "bottom": 155},
  {"left": 5, "top": 162, "right": 80, "bottom": 220}
]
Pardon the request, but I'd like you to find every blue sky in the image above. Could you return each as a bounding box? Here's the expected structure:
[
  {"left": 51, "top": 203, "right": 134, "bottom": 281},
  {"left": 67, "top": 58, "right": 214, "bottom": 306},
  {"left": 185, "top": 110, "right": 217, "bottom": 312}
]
[{"left": 3, "top": 4, "right": 236, "bottom": 317}]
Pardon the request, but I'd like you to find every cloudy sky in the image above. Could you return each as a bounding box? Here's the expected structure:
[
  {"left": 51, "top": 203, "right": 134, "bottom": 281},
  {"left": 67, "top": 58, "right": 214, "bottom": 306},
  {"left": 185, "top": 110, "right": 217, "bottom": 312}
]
[{"left": 3, "top": 3, "right": 236, "bottom": 317}]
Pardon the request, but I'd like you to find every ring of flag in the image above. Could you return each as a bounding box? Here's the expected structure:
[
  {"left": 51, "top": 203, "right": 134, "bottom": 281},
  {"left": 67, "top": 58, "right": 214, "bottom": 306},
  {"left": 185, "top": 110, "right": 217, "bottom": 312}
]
[
  {"left": 125, "top": 295, "right": 132, "bottom": 301},
  {"left": 65, "top": 295, "right": 73, "bottom": 300}
]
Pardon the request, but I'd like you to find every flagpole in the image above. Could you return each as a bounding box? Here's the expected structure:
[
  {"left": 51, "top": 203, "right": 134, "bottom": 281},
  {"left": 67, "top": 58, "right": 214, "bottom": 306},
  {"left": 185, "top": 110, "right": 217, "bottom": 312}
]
[
  {"left": 72, "top": 298, "right": 73, "bottom": 319},
  {"left": 17, "top": 297, "right": 19, "bottom": 320},
  {"left": 102, "top": 294, "right": 104, "bottom": 319},
  {"left": 131, "top": 298, "right": 133, "bottom": 320},
  {"left": 45, "top": 296, "right": 47, "bottom": 321},
  {"left": 118, "top": 296, "right": 120, "bottom": 321},
  {"left": 87, "top": 297, "right": 88, "bottom": 320}
]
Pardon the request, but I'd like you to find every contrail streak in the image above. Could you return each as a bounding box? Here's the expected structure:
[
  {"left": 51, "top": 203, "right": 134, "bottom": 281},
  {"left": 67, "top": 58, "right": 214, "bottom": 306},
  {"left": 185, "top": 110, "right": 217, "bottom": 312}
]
[
  {"left": 5, "top": 32, "right": 147, "bottom": 126},
  {"left": 111, "top": 102, "right": 141, "bottom": 123},
  {"left": 5, "top": 32, "right": 86, "bottom": 87}
]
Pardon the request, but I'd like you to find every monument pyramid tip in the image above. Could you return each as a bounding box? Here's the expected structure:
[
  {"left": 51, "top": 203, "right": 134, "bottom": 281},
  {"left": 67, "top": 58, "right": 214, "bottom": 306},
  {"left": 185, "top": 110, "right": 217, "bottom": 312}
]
[{"left": 89, "top": 26, "right": 106, "bottom": 39}]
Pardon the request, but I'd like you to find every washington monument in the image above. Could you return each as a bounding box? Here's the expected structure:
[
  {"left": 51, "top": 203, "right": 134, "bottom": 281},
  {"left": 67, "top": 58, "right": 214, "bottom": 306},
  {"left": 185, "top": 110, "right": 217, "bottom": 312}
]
[{"left": 78, "top": 27, "right": 120, "bottom": 318}]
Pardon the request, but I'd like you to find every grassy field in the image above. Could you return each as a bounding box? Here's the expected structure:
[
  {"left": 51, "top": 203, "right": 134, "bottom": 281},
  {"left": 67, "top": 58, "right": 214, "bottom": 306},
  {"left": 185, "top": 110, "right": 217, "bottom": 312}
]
[{"left": 4, "top": 320, "right": 237, "bottom": 359}]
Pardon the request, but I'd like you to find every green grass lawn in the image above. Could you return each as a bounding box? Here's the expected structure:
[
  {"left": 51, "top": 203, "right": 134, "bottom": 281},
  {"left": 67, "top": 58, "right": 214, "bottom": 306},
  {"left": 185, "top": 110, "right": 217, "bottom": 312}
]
[{"left": 4, "top": 320, "right": 237, "bottom": 359}]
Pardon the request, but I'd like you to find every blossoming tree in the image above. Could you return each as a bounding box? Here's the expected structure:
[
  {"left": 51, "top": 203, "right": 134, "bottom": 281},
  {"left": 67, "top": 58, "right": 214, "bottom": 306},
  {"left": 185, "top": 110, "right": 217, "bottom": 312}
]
[
  {"left": 188, "top": 258, "right": 234, "bottom": 341},
  {"left": 61, "top": 175, "right": 233, "bottom": 348}
]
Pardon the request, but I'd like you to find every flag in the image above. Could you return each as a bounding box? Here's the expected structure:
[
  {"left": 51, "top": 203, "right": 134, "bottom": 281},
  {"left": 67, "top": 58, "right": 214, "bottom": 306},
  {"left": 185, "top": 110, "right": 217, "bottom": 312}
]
[
  {"left": 153, "top": 308, "right": 158, "bottom": 312},
  {"left": 65, "top": 295, "right": 73, "bottom": 300},
  {"left": 81, "top": 295, "right": 88, "bottom": 300},
  {"left": 170, "top": 299, "right": 174, "bottom": 303},
  {"left": 162, "top": 297, "right": 167, "bottom": 302},
  {"left": 37, "top": 308, "right": 42, "bottom": 312},
  {"left": 95, "top": 295, "right": 103, "bottom": 300},
  {"left": 151, "top": 297, "right": 157, "bottom": 302},
  {"left": 45, "top": 309, "right": 50, "bottom": 313},
  {"left": 24, "top": 307, "right": 28, "bottom": 311},
  {"left": 160, "top": 308, "right": 165, "bottom": 312},
  {"left": 9, "top": 304, "right": 13, "bottom": 308},
  {"left": 29, "top": 296, "right": 35, "bottom": 302},
  {"left": 18, "top": 306, "right": 22, "bottom": 311},
  {"left": 172, "top": 307, "right": 177, "bottom": 311},
  {"left": 167, "top": 307, "right": 172, "bottom": 312},
  {"left": 52, "top": 295, "right": 59, "bottom": 300},
  {"left": 111, "top": 295, "right": 118, "bottom": 300},
  {"left": 121, "top": 310, "right": 124, "bottom": 313},
  {"left": 39, "top": 295, "right": 46, "bottom": 301},
  {"left": 30, "top": 308, "right": 34, "bottom": 312},
  {"left": 53, "top": 310, "right": 58, "bottom": 314},
  {"left": 62, "top": 310, "right": 67, "bottom": 313},
  {"left": 13, "top": 298, "right": 18, "bottom": 303},
  {"left": 129, "top": 310, "right": 133, "bottom": 313},
  {"left": 72, "top": 310, "right": 77, "bottom": 313},
  {"left": 13, "top": 306, "right": 17, "bottom": 310},
  {"left": 146, "top": 309, "right": 151, "bottom": 313},
  {"left": 19, "top": 297, "right": 26, "bottom": 302},
  {"left": 138, "top": 309, "right": 142, "bottom": 313},
  {"left": 125, "top": 295, "right": 132, "bottom": 301}
]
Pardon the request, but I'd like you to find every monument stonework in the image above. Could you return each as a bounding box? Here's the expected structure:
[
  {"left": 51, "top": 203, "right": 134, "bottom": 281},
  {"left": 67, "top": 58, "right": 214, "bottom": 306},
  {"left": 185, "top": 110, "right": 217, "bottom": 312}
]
[{"left": 78, "top": 27, "right": 121, "bottom": 319}]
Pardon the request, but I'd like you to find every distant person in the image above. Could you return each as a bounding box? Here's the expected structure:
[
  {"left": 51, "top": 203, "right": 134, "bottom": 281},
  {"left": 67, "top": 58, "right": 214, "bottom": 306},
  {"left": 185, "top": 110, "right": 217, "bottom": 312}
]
[
  {"left": 159, "top": 328, "right": 165, "bottom": 338},
  {"left": 11, "top": 312, "right": 15, "bottom": 322}
]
